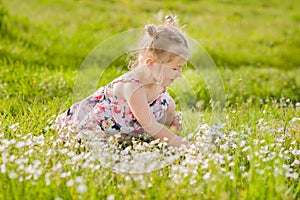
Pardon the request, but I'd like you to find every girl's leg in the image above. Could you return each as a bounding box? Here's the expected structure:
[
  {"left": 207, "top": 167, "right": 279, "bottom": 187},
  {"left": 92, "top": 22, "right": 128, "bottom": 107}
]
[
  {"left": 157, "top": 97, "right": 176, "bottom": 127},
  {"left": 156, "top": 95, "right": 182, "bottom": 133}
]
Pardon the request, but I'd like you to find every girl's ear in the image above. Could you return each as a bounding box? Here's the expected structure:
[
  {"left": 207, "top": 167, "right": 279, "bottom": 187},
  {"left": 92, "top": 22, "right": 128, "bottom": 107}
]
[{"left": 145, "top": 58, "right": 154, "bottom": 66}]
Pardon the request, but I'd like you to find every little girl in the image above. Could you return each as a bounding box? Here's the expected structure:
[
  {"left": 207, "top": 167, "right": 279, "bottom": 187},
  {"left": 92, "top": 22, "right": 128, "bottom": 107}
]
[{"left": 56, "top": 16, "right": 190, "bottom": 147}]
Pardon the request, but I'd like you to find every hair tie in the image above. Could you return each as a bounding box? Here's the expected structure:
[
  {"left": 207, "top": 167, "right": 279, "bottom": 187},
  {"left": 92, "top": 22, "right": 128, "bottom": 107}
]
[{"left": 165, "top": 15, "right": 178, "bottom": 26}]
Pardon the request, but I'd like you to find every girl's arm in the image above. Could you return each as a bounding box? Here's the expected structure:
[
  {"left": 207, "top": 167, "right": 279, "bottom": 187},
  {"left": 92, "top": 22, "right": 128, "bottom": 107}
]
[{"left": 124, "top": 85, "right": 187, "bottom": 147}]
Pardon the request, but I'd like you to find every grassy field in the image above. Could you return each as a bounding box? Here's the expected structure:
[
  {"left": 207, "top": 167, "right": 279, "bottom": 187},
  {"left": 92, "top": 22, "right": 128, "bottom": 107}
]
[{"left": 0, "top": 0, "right": 300, "bottom": 199}]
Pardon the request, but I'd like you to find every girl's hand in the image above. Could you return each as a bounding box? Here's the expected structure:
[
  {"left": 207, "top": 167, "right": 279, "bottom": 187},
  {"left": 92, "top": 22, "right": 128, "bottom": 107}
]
[{"left": 170, "top": 112, "right": 182, "bottom": 133}]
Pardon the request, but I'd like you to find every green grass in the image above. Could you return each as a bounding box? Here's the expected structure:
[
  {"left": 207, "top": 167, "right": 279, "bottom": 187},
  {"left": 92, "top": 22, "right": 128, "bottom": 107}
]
[{"left": 0, "top": 0, "right": 300, "bottom": 199}]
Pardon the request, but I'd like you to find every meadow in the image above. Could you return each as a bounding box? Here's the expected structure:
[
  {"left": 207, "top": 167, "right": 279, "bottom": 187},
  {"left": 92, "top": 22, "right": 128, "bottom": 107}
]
[{"left": 0, "top": 0, "right": 299, "bottom": 199}]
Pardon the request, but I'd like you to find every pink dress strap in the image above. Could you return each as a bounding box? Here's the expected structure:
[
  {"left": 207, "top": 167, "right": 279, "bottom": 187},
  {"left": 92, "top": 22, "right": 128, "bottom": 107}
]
[
  {"left": 104, "top": 75, "right": 142, "bottom": 103},
  {"left": 110, "top": 75, "right": 141, "bottom": 86}
]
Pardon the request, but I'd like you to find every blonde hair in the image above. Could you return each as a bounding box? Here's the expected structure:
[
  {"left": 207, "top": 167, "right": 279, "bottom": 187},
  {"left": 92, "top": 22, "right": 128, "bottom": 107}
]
[{"left": 128, "top": 16, "right": 189, "bottom": 69}]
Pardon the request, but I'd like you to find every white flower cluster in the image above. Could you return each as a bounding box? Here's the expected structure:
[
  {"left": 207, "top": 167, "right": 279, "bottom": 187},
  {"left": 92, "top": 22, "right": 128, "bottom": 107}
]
[{"left": 0, "top": 109, "right": 299, "bottom": 198}]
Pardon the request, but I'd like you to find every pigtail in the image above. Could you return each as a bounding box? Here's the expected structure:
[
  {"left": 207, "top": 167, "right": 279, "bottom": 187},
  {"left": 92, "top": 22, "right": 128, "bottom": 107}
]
[{"left": 145, "top": 24, "right": 158, "bottom": 39}]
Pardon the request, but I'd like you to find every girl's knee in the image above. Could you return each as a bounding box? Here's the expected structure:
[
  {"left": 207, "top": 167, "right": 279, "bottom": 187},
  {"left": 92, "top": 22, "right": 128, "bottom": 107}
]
[
  {"left": 166, "top": 97, "right": 176, "bottom": 115},
  {"left": 161, "top": 97, "right": 176, "bottom": 126}
]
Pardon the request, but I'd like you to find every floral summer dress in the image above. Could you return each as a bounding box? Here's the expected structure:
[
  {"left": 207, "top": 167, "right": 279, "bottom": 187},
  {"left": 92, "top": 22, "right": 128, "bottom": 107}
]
[{"left": 55, "top": 75, "right": 173, "bottom": 137}]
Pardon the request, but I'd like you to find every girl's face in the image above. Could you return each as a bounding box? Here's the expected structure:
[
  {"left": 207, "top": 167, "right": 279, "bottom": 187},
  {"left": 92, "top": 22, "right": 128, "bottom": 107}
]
[{"left": 152, "top": 56, "right": 186, "bottom": 87}]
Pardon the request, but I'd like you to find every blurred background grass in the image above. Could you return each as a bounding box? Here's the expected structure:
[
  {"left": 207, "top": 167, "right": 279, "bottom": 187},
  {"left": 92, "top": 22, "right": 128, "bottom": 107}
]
[{"left": 0, "top": 0, "right": 300, "bottom": 116}]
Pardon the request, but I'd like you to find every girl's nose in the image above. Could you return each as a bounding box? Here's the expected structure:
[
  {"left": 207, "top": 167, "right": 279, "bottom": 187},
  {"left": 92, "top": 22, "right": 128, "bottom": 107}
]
[{"left": 177, "top": 68, "right": 182, "bottom": 77}]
